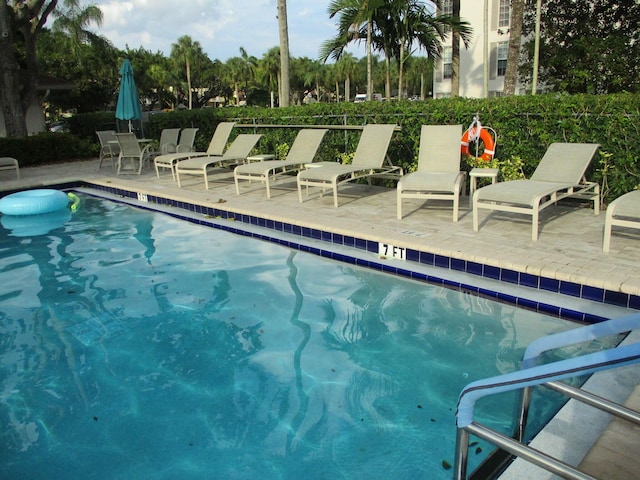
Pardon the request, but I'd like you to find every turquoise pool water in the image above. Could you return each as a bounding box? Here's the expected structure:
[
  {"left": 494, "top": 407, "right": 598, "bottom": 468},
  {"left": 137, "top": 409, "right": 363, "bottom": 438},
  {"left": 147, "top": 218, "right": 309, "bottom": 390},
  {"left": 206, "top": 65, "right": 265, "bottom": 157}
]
[{"left": 0, "top": 194, "right": 603, "bottom": 479}]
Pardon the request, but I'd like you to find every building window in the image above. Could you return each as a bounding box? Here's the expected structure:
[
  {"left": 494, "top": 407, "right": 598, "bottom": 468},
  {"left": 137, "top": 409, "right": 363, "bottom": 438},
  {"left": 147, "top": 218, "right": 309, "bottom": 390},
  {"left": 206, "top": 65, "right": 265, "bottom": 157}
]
[
  {"left": 497, "top": 42, "right": 508, "bottom": 76},
  {"left": 499, "top": 0, "right": 510, "bottom": 28},
  {"left": 440, "top": 0, "right": 453, "bottom": 16},
  {"left": 443, "top": 47, "right": 452, "bottom": 79}
]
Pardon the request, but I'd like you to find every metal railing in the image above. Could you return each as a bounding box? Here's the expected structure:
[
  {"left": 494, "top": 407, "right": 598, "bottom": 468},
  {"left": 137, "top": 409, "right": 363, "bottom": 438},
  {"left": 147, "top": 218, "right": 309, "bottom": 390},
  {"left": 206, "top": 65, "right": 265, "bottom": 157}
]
[{"left": 454, "top": 313, "right": 640, "bottom": 480}]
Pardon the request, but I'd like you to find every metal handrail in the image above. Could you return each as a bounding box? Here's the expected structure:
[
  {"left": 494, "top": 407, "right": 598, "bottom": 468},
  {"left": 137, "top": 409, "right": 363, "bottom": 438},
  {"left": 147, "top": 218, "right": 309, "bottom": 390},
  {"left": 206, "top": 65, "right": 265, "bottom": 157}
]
[{"left": 454, "top": 313, "right": 640, "bottom": 480}]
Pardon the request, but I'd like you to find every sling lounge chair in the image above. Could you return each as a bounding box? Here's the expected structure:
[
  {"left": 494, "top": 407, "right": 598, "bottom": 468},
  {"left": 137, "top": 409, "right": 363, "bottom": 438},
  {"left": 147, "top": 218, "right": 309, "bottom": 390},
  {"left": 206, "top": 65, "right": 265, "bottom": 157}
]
[
  {"left": 175, "top": 134, "right": 263, "bottom": 189},
  {"left": 234, "top": 128, "right": 328, "bottom": 198},
  {"left": 154, "top": 123, "right": 235, "bottom": 180},
  {"left": 603, "top": 190, "right": 640, "bottom": 252},
  {"left": 96, "top": 130, "right": 120, "bottom": 169},
  {"left": 397, "top": 124, "right": 465, "bottom": 222},
  {"left": 147, "top": 128, "right": 181, "bottom": 159},
  {"left": 115, "top": 133, "right": 153, "bottom": 175},
  {"left": 297, "top": 124, "right": 401, "bottom": 207},
  {"left": 473, "top": 142, "right": 600, "bottom": 241}
]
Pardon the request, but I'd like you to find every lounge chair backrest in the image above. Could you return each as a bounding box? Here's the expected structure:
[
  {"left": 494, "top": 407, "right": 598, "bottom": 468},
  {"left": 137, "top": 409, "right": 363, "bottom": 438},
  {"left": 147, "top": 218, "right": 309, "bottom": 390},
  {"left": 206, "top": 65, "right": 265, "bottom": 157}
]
[
  {"left": 158, "top": 128, "right": 181, "bottom": 154},
  {"left": 222, "top": 134, "right": 263, "bottom": 160},
  {"left": 115, "top": 133, "right": 141, "bottom": 156},
  {"left": 286, "top": 129, "right": 328, "bottom": 163},
  {"left": 206, "top": 122, "right": 236, "bottom": 155},
  {"left": 418, "top": 124, "right": 463, "bottom": 173},
  {"left": 530, "top": 143, "right": 600, "bottom": 184},
  {"left": 177, "top": 128, "right": 199, "bottom": 152},
  {"left": 351, "top": 124, "right": 397, "bottom": 168},
  {"left": 97, "top": 130, "right": 120, "bottom": 153}
]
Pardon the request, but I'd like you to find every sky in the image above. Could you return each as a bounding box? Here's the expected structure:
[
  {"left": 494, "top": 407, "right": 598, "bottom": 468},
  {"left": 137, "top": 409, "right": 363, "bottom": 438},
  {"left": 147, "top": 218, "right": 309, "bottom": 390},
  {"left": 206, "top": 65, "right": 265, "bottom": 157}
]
[{"left": 87, "top": 0, "right": 365, "bottom": 62}]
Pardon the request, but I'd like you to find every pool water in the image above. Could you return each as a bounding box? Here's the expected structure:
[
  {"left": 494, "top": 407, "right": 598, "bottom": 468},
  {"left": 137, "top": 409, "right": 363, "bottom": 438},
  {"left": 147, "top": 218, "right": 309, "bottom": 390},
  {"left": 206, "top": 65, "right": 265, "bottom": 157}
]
[{"left": 0, "top": 194, "right": 608, "bottom": 479}]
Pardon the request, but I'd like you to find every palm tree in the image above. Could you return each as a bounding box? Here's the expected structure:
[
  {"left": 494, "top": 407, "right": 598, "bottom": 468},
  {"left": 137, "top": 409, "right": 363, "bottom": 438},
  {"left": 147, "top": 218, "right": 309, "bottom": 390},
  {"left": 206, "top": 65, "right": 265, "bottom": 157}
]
[
  {"left": 277, "top": 0, "right": 291, "bottom": 107},
  {"left": 503, "top": 0, "right": 525, "bottom": 95},
  {"left": 322, "top": 0, "right": 386, "bottom": 100},
  {"left": 259, "top": 47, "right": 281, "bottom": 107},
  {"left": 171, "top": 36, "right": 203, "bottom": 109},
  {"left": 336, "top": 52, "right": 358, "bottom": 101},
  {"left": 52, "top": 0, "right": 109, "bottom": 55}
]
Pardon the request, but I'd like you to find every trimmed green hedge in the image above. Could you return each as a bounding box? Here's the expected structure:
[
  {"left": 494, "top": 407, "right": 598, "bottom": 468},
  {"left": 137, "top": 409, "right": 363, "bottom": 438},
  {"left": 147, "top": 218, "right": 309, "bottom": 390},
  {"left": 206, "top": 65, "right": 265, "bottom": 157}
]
[{"left": 2, "top": 93, "right": 638, "bottom": 202}]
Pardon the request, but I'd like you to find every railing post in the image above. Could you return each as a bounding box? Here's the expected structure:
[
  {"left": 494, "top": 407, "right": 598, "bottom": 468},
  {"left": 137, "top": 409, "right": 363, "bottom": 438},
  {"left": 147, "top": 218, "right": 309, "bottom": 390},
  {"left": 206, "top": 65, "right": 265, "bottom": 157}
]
[
  {"left": 453, "top": 427, "right": 470, "bottom": 480},
  {"left": 516, "top": 386, "right": 532, "bottom": 442}
]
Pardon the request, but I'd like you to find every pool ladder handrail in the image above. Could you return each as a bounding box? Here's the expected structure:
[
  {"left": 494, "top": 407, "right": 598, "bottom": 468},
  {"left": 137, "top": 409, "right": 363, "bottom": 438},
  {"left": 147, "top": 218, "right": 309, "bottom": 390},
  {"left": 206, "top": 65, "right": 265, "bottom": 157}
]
[{"left": 454, "top": 312, "right": 640, "bottom": 480}]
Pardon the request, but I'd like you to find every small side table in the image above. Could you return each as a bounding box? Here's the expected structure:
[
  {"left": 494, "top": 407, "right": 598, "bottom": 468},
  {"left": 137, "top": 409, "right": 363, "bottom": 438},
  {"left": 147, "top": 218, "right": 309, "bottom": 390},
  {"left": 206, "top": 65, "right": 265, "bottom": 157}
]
[
  {"left": 246, "top": 154, "right": 275, "bottom": 163},
  {"left": 469, "top": 168, "right": 499, "bottom": 207}
]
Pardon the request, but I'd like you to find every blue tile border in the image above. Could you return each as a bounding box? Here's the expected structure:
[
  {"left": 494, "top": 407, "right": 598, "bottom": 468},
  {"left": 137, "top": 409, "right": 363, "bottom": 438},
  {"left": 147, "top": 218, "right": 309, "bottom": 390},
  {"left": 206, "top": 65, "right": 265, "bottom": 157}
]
[{"left": 10, "top": 181, "right": 636, "bottom": 323}]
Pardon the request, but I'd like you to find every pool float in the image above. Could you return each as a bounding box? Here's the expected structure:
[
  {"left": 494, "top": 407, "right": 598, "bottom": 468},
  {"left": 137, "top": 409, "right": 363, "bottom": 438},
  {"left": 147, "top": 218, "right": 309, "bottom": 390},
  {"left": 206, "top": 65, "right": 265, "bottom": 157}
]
[{"left": 0, "top": 189, "right": 73, "bottom": 216}]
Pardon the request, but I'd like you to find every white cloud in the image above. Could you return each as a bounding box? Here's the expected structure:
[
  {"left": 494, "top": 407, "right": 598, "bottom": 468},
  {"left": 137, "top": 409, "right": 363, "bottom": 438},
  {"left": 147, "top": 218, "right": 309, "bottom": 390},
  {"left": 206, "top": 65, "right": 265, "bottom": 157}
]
[{"left": 84, "top": 0, "right": 363, "bottom": 61}]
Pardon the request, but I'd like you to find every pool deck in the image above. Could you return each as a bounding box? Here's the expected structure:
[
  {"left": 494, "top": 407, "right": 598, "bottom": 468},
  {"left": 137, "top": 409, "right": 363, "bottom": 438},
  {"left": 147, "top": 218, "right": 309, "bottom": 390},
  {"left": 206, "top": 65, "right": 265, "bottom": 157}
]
[{"left": 1, "top": 158, "right": 639, "bottom": 479}]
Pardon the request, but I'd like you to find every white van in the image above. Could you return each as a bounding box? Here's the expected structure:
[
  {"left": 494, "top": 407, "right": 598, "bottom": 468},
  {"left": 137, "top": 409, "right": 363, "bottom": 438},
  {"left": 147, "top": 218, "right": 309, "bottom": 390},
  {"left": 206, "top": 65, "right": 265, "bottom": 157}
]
[{"left": 354, "top": 93, "right": 382, "bottom": 103}]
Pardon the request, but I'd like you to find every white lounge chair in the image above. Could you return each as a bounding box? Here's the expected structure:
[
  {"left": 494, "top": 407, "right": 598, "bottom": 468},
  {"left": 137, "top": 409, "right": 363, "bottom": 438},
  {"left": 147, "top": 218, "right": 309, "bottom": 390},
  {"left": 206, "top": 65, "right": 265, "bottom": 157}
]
[
  {"left": 147, "top": 128, "right": 181, "bottom": 158},
  {"left": 397, "top": 124, "right": 465, "bottom": 221},
  {"left": 473, "top": 142, "right": 600, "bottom": 241},
  {"left": 154, "top": 122, "right": 235, "bottom": 180},
  {"left": 603, "top": 190, "right": 640, "bottom": 252},
  {"left": 234, "top": 128, "right": 328, "bottom": 198},
  {"left": 0, "top": 157, "right": 20, "bottom": 179},
  {"left": 96, "top": 130, "right": 120, "bottom": 169},
  {"left": 296, "top": 124, "right": 401, "bottom": 207},
  {"left": 115, "top": 133, "right": 153, "bottom": 175},
  {"left": 175, "top": 134, "right": 263, "bottom": 189}
]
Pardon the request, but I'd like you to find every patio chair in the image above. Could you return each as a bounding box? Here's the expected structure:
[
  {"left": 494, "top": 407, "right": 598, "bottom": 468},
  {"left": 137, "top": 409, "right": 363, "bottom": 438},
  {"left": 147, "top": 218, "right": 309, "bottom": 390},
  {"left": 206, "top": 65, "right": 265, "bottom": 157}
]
[
  {"left": 296, "top": 124, "right": 401, "bottom": 207},
  {"left": 473, "top": 142, "right": 600, "bottom": 241},
  {"left": 154, "top": 122, "right": 235, "bottom": 180},
  {"left": 234, "top": 128, "right": 328, "bottom": 198},
  {"left": 147, "top": 128, "right": 181, "bottom": 159},
  {"left": 96, "top": 130, "right": 120, "bottom": 169},
  {"left": 397, "top": 124, "right": 465, "bottom": 221},
  {"left": 115, "top": 133, "right": 153, "bottom": 175},
  {"left": 603, "top": 190, "right": 640, "bottom": 252},
  {"left": 175, "top": 134, "right": 263, "bottom": 189},
  {"left": 0, "top": 157, "right": 20, "bottom": 179},
  {"left": 175, "top": 127, "right": 199, "bottom": 153}
]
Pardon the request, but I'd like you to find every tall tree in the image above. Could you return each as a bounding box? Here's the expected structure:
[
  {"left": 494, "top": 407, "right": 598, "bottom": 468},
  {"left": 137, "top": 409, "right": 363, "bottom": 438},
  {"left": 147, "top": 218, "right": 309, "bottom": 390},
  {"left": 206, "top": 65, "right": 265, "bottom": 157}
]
[
  {"left": 1, "top": 0, "right": 59, "bottom": 137},
  {"left": 322, "top": 0, "right": 385, "bottom": 100},
  {"left": 521, "top": 0, "right": 640, "bottom": 94},
  {"left": 259, "top": 47, "right": 281, "bottom": 107},
  {"left": 451, "top": 0, "right": 460, "bottom": 97},
  {"left": 503, "top": 0, "right": 524, "bottom": 95},
  {"left": 171, "top": 36, "right": 203, "bottom": 109},
  {"left": 277, "top": 0, "right": 291, "bottom": 107}
]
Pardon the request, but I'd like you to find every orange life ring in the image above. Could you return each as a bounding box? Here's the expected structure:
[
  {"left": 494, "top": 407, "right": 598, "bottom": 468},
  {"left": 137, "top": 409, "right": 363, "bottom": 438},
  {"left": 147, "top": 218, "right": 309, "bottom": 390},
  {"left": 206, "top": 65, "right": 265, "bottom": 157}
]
[{"left": 460, "top": 127, "right": 495, "bottom": 161}]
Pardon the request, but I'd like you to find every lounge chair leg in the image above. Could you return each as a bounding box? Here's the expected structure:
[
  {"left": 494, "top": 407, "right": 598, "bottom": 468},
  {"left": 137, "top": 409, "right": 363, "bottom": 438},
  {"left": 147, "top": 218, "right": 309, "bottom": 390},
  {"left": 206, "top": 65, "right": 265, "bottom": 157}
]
[
  {"left": 333, "top": 186, "right": 339, "bottom": 207},
  {"left": 204, "top": 169, "right": 209, "bottom": 190},
  {"left": 472, "top": 194, "right": 479, "bottom": 232},
  {"left": 453, "top": 195, "right": 459, "bottom": 222},
  {"left": 532, "top": 210, "right": 539, "bottom": 241},
  {"left": 397, "top": 190, "right": 403, "bottom": 220},
  {"left": 603, "top": 209, "right": 614, "bottom": 252}
]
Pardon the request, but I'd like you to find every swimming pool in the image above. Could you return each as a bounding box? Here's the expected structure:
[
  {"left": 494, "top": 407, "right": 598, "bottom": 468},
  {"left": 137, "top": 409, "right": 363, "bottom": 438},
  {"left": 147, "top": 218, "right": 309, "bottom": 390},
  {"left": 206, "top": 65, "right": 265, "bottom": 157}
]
[{"left": 0, "top": 193, "right": 617, "bottom": 479}]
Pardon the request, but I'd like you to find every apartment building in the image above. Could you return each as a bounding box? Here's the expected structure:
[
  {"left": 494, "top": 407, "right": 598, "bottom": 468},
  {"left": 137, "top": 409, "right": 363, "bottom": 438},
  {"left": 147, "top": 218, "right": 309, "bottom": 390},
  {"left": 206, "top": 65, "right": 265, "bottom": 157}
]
[{"left": 434, "top": 0, "right": 518, "bottom": 98}]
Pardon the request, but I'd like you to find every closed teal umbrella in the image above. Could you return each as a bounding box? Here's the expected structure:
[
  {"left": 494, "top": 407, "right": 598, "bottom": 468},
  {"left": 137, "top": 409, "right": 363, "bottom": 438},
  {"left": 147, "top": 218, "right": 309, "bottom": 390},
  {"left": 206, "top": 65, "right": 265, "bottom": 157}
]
[{"left": 115, "top": 59, "right": 142, "bottom": 132}]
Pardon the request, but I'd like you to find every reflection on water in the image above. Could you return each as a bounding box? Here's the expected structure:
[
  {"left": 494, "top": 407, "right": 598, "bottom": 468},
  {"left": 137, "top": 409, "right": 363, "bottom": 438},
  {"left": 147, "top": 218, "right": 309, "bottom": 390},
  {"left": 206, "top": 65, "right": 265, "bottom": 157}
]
[{"left": 0, "top": 195, "right": 610, "bottom": 480}]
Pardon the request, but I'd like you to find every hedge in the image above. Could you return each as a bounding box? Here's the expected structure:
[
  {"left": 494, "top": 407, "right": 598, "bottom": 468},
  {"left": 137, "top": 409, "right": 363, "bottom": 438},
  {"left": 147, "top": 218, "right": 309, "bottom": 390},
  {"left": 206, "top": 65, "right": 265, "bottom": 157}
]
[{"left": 2, "top": 93, "right": 638, "bottom": 203}]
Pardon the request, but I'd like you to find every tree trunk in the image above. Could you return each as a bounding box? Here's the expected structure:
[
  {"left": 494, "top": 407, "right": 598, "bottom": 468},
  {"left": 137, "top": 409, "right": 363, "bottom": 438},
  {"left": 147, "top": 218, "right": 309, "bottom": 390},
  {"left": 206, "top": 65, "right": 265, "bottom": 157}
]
[
  {"left": 451, "top": 0, "right": 460, "bottom": 97},
  {"left": 503, "top": 0, "right": 525, "bottom": 95},
  {"left": 277, "top": 0, "right": 290, "bottom": 107},
  {"left": 0, "top": 2, "right": 27, "bottom": 137}
]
